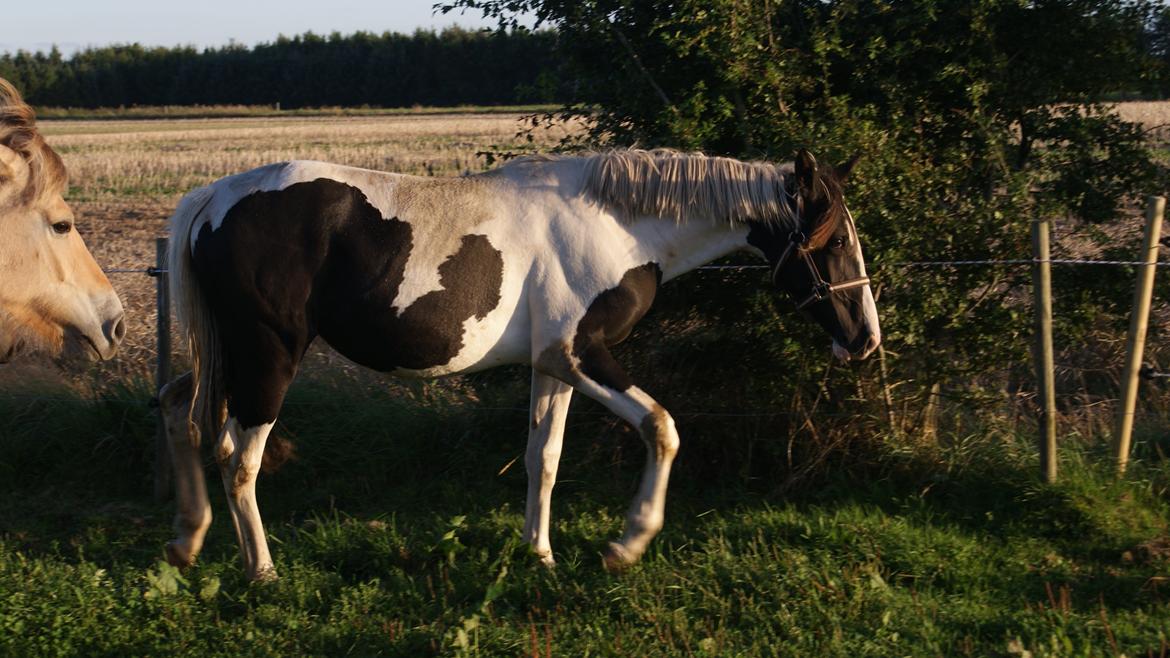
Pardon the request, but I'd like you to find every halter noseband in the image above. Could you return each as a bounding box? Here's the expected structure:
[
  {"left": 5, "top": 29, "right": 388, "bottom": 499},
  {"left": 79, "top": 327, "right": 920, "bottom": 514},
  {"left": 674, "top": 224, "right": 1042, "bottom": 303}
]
[{"left": 770, "top": 228, "right": 871, "bottom": 311}]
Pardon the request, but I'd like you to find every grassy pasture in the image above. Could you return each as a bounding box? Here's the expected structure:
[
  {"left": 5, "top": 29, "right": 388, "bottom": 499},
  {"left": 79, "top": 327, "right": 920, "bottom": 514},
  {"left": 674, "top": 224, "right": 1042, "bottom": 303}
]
[
  {"left": 2, "top": 105, "right": 1170, "bottom": 655},
  {"left": 2, "top": 382, "right": 1170, "bottom": 656}
]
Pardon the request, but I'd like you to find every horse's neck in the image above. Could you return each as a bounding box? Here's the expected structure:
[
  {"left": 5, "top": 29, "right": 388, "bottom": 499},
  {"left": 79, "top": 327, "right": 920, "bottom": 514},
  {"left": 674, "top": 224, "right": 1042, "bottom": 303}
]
[
  {"left": 630, "top": 217, "right": 751, "bottom": 283},
  {"left": 508, "top": 158, "right": 753, "bottom": 281}
]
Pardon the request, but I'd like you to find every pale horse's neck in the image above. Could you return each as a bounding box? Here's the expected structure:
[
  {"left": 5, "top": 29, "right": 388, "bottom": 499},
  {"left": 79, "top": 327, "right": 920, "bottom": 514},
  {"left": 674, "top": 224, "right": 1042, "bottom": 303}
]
[{"left": 626, "top": 216, "right": 754, "bottom": 284}]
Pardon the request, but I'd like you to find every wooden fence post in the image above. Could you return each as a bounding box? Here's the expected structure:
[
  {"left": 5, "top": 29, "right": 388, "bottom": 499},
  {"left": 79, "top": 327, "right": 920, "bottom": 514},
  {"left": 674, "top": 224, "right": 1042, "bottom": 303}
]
[
  {"left": 153, "top": 237, "right": 173, "bottom": 502},
  {"left": 1032, "top": 219, "right": 1058, "bottom": 483},
  {"left": 1114, "top": 195, "right": 1166, "bottom": 475}
]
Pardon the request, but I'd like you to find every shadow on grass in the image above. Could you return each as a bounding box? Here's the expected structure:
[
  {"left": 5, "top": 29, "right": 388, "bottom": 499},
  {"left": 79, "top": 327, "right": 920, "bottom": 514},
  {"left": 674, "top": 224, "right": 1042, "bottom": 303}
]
[{"left": 1, "top": 375, "right": 1167, "bottom": 617}]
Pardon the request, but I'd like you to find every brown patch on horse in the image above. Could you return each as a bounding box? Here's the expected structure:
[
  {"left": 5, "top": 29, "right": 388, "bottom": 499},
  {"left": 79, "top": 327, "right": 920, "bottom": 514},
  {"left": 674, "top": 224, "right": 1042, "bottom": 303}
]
[{"left": 571, "top": 263, "right": 661, "bottom": 391}]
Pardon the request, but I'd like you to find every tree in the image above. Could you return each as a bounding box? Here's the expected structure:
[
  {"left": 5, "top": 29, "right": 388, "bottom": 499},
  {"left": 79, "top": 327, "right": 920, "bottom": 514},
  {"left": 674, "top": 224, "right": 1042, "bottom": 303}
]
[
  {"left": 1, "top": 28, "right": 564, "bottom": 109},
  {"left": 442, "top": 0, "right": 1167, "bottom": 468}
]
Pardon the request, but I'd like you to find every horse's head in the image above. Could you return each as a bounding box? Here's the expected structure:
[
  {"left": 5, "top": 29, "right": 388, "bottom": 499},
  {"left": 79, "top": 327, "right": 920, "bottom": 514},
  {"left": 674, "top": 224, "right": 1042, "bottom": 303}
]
[
  {"left": 748, "top": 150, "right": 880, "bottom": 361},
  {"left": 0, "top": 78, "right": 124, "bottom": 363}
]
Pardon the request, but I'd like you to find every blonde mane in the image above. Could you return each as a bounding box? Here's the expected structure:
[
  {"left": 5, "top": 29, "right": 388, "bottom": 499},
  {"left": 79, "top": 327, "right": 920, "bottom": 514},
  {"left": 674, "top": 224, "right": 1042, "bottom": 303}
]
[
  {"left": 0, "top": 78, "right": 67, "bottom": 202},
  {"left": 502, "top": 148, "right": 858, "bottom": 248},
  {"left": 535, "top": 149, "right": 799, "bottom": 227}
]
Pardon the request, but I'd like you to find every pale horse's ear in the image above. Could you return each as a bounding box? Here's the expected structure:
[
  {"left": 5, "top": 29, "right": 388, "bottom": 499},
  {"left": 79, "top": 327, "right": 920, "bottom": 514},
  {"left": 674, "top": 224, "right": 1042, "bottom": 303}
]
[
  {"left": 794, "top": 148, "right": 819, "bottom": 196},
  {"left": 0, "top": 145, "right": 29, "bottom": 201}
]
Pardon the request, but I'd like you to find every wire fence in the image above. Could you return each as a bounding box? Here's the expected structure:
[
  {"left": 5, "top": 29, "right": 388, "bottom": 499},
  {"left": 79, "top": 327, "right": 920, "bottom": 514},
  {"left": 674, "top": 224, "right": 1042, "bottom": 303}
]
[
  {"left": 6, "top": 246, "right": 1159, "bottom": 408},
  {"left": 96, "top": 257, "right": 1170, "bottom": 278},
  {"left": 67, "top": 245, "right": 1170, "bottom": 389},
  {"left": 653, "top": 258, "right": 1170, "bottom": 272}
]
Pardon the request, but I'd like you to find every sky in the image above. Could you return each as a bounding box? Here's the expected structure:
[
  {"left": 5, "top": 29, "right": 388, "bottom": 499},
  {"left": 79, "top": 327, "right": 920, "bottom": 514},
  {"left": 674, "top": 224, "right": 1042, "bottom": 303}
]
[{"left": 0, "top": 0, "right": 532, "bottom": 56}]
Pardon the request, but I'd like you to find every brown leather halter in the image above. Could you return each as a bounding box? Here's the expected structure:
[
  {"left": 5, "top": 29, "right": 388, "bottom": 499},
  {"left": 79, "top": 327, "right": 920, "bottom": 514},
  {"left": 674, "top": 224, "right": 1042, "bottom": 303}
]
[{"left": 770, "top": 223, "right": 871, "bottom": 311}]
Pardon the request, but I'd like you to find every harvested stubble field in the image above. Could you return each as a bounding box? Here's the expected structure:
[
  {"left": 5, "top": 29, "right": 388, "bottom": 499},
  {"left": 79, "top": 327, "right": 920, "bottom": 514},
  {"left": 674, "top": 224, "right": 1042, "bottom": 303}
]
[
  {"left": 1117, "top": 101, "right": 1170, "bottom": 146},
  {"left": 3, "top": 105, "right": 1170, "bottom": 656}
]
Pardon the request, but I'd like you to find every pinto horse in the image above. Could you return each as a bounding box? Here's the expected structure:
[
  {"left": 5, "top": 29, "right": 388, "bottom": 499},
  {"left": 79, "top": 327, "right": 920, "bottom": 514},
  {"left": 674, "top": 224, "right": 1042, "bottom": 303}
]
[
  {"left": 0, "top": 78, "right": 125, "bottom": 363},
  {"left": 161, "top": 148, "right": 880, "bottom": 580}
]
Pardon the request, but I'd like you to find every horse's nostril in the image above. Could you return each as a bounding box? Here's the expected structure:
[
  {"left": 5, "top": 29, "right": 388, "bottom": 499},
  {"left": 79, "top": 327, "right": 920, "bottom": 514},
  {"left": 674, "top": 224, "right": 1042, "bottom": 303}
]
[{"left": 107, "top": 315, "right": 127, "bottom": 344}]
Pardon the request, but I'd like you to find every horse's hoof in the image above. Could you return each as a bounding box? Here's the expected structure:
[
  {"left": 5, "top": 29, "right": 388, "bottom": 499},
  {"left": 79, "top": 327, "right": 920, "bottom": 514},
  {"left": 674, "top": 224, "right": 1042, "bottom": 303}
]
[
  {"left": 537, "top": 553, "right": 557, "bottom": 569},
  {"left": 250, "top": 564, "right": 279, "bottom": 582},
  {"left": 602, "top": 542, "right": 636, "bottom": 572},
  {"left": 164, "top": 541, "right": 195, "bottom": 568}
]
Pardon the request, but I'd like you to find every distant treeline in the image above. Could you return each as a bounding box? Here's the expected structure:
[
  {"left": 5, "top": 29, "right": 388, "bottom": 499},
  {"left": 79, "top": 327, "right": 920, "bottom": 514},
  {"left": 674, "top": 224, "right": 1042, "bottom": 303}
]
[{"left": 0, "top": 27, "right": 564, "bottom": 108}]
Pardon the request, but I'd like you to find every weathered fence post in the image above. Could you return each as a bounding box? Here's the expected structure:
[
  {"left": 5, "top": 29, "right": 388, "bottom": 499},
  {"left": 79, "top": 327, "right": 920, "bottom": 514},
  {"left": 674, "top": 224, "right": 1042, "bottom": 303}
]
[
  {"left": 1113, "top": 195, "right": 1166, "bottom": 475},
  {"left": 1032, "top": 219, "right": 1058, "bottom": 483},
  {"left": 153, "top": 237, "right": 172, "bottom": 502}
]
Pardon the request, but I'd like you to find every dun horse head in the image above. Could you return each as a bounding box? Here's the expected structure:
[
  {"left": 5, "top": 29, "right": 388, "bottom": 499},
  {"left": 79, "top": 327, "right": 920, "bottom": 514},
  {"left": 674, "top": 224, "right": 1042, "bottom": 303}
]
[{"left": 0, "top": 78, "right": 125, "bottom": 363}]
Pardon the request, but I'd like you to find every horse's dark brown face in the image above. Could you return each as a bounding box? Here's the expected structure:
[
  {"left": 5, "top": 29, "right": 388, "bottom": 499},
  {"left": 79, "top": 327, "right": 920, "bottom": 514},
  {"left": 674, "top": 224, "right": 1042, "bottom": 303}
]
[{"left": 748, "top": 151, "right": 881, "bottom": 361}]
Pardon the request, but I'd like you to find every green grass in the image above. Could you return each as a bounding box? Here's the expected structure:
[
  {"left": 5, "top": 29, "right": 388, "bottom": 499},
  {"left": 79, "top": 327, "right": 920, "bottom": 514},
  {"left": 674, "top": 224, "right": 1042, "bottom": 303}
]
[{"left": 1, "top": 380, "right": 1169, "bottom": 656}]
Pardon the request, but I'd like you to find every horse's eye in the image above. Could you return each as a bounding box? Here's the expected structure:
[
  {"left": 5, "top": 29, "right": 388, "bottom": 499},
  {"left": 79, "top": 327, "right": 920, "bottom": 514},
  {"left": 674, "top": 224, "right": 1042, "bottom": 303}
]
[
  {"left": 52, "top": 221, "right": 73, "bottom": 235},
  {"left": 831, "top": 236, "right": 846, "bottom": 249}
]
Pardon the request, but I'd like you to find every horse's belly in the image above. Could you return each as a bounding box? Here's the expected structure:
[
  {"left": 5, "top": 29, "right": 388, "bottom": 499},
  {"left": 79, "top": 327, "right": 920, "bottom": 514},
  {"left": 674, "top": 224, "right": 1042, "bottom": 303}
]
[{"left": 317, "top": 275, "right": 529, "bottom": 378}]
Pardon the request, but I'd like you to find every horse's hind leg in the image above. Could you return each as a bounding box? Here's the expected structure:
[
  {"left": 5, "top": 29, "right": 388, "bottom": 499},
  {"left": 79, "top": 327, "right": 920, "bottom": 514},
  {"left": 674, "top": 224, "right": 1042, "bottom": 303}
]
[
  {"left": 215, "top": 417, "right": 280, "bottom": 580},
  {"left": 215, "top": 323, "right": 298, "bottom": 581},
  {"left": 523, "top": 370, "right": 574, "bottom": 565},
  {"left": 161, "top": 371, "right": 219, "bottom": 568}
]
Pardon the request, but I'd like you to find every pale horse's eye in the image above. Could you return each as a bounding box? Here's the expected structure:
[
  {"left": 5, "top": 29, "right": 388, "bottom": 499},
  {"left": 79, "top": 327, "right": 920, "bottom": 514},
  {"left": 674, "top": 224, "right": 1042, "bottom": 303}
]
[{"left": 52, "top": 221, "right": 73, "bottom": 235}]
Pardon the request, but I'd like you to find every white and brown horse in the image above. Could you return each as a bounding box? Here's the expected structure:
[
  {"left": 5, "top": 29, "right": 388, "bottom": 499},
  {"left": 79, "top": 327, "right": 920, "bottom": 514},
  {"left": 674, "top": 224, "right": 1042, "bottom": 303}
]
[
  {"left": 161, "top": 148, "right": 880, "bottom": 580},
  {"left": 0, "top": 78, "right": 124, "bottom": 363}
]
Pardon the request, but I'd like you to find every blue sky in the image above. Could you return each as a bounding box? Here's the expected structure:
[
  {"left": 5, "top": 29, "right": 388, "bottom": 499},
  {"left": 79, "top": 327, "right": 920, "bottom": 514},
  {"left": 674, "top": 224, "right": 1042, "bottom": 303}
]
[{"left": 1, "top": 0, "right": 531, "bottom": 56}]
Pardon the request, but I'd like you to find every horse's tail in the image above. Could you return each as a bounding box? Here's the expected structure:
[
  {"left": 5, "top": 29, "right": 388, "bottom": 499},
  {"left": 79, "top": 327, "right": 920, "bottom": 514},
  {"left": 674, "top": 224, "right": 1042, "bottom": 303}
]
[
  {"left": 168, "top": 185, "right": 222, "bottom": 448},
  {"left": 167, "top": 186, "right": 297, "bottom": 471}
]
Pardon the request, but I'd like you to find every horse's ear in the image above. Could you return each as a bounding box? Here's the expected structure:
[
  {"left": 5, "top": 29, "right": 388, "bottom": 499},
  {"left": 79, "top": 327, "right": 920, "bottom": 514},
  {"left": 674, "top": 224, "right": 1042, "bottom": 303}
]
[
  {"left": 835, "top": 153, "right": 860, "bottom": 183},
  {"left": 794, "top": 149, "right": 818, "bottom": 193},
  {"left": 0, "top": 145, "right": 29, "bottom": 196}
]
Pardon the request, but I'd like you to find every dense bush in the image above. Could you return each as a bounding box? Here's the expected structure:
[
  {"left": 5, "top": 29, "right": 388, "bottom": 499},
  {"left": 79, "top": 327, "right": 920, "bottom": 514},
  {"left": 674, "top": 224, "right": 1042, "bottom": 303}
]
[{"left": 446, "top": 0, "right": 1170, "bottom": 478}]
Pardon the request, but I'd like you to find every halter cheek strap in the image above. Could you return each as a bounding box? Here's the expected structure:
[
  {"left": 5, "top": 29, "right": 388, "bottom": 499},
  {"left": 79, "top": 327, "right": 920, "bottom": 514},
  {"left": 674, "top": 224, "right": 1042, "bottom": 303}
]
[{"left": 771, "top": 230, "right": 871, "bottom": 311}]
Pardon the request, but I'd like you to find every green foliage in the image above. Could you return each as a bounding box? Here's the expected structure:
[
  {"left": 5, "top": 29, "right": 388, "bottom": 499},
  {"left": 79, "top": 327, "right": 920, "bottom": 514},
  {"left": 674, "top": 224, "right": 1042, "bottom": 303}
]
[
  {"left": 0, "top": 28, "right": 565, "bottom": 108},
  {"left": 447, "top": 0, "right": 1169, "bottom": 444}
]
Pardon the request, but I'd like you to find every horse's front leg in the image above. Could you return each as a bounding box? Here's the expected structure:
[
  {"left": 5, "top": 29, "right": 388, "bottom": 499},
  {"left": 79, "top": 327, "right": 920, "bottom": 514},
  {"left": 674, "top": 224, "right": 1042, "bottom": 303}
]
[
  {"left": 160, "top": 371, "right": 214, "bottom": 568},
  {"left": 540, "top": 342, "right": 680, "bottom": 571},
  {"left": 522, "top": 370, "right": 573, "bottom": 566}
]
